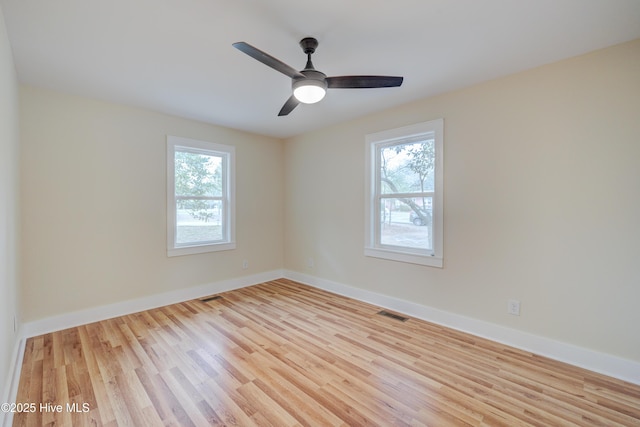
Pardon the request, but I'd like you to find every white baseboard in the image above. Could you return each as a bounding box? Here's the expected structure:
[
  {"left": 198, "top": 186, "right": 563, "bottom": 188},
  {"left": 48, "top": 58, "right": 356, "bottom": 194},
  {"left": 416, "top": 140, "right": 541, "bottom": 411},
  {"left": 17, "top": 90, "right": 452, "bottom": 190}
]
[
  {"left": 283, "top": 270, "right": 640, "bottom": 386},
  {"left": 22, "top": 269, "right": 283, "bottom": 339}
]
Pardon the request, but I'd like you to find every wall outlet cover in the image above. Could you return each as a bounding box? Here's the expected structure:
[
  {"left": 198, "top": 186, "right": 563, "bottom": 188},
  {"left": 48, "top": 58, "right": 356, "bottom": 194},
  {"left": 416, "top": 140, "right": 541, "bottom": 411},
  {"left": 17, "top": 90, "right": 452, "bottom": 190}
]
[{"left": 508, "top": 299, "right": 521, "bottom": 316}]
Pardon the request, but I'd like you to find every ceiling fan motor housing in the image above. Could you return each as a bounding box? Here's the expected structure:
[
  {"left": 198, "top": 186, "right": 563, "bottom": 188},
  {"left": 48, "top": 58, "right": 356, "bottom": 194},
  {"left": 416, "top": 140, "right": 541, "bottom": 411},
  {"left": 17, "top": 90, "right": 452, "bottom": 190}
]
[
  {"left": 293, "top": 70, "right": 327, "bottom": 104},
  {"left": 293, "top": 69, "right": 327, "bottom": 88}
]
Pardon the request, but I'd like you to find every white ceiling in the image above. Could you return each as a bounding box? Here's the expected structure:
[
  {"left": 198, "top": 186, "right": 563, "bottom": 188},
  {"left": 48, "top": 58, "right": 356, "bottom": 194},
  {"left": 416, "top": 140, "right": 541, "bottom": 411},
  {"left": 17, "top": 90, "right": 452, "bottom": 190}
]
[{"left": 2, "top": 0, "right": 640, "bottom": 138}]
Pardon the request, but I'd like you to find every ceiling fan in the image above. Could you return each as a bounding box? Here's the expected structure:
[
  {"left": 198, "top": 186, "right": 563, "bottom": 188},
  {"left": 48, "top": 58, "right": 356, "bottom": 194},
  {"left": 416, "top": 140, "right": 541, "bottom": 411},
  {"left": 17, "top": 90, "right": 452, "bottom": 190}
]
[{"left": 233, "top": 37, "right": 404, "bottom": 116}]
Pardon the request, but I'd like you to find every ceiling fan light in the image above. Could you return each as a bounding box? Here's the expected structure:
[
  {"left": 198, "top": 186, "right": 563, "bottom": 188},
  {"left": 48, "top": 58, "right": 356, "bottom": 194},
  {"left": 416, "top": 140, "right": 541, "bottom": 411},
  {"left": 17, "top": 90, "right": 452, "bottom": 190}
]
[{"left": 293, "top": 79, "right": 326, "bottom": 104}]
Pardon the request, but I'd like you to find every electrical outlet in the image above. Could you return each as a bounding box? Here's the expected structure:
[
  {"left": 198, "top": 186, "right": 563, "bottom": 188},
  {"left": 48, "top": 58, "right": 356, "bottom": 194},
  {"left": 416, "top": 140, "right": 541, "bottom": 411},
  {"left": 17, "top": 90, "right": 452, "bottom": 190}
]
[
  {"left": 242, "top": 260, "right": 249, "bottom": 270},
  {"left": 507, "top": 299, "right": 521, "bottom": 316},
  {"left": 306, "top": 257, "right": 314, "bottom": 268}
]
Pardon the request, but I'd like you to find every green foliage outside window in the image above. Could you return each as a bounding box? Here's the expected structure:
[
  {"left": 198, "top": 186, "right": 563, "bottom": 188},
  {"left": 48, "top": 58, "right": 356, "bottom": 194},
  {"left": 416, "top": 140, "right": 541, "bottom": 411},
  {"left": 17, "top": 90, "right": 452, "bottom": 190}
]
[
  {"left": 175, "top": 151, "right": 222, "bottom": 222},
  {"left": 381, "top": 139, "right": 435, "bottom": 225}
]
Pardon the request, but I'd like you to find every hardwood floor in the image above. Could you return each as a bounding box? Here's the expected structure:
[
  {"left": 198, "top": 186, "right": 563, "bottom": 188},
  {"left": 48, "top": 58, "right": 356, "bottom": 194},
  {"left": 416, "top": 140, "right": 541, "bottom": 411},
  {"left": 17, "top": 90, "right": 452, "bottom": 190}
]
[{"left": 13, "top": 279, "right": 640, "bottom": 426}]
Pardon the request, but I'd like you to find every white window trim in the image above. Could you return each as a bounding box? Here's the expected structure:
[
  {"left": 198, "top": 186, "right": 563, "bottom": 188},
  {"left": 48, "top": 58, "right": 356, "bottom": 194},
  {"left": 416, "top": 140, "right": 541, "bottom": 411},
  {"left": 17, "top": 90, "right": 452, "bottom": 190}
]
[
  {"left": 167, "top": 135, "right": 236, "bottom": 257},
  {"left": 365, "top": 119, "right": 444, "bottom": 268}
]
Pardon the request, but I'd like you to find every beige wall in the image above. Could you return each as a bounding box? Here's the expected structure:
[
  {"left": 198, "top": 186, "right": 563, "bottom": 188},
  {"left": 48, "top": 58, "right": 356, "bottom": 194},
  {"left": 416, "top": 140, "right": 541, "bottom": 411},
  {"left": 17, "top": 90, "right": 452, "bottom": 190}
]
[
  {"left": 0, "top": 5, "right": 20, "bottom": 402},
  {"left": 284, "top": 39, "right": 640, "bottom": 361},
  {"left": 20, "top": 86, "right": 284, "bottom": 321}
]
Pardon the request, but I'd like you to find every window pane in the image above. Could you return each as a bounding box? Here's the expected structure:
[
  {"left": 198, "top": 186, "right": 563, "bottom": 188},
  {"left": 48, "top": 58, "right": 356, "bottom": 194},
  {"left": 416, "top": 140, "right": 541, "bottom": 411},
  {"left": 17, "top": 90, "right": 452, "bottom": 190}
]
[
  {"left": 366, "top": 119, "right": 443, "bottom": 267},
  {"left": 379, "top": 198, "right": 433, "bottom": 251},
  {"left": 379, "top": 139, "right": 435, "bottom": 194},
  {"left": 176, "top": 199, "right": 223, "bottom": 244},
  {"left": 175, "top": 151, "right": 222, "bottom": 197}
]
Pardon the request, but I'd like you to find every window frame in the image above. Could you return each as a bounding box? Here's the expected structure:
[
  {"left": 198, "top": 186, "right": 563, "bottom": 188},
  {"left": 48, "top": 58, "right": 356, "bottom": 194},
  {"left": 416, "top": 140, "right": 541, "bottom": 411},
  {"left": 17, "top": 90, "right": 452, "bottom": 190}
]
[
  {"left": 167, "top": 135, "right": 236, "bottom": 257},
  {"left": 365, "top": 119, "right": 444, "bottom": 267}
]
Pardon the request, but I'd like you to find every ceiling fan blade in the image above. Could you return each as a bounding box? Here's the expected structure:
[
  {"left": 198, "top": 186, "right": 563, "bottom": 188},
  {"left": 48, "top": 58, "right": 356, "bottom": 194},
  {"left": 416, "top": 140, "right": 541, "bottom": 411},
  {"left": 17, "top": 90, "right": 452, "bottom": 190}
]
[
  {"left": 278, "top": 95, "right": 300, "bottom": 116},
  {"left": 233, "top": 42, "right": 304, "bottom": 79},
  {"left": 326, "top": 75, "right": 404, "bottom": 89}
]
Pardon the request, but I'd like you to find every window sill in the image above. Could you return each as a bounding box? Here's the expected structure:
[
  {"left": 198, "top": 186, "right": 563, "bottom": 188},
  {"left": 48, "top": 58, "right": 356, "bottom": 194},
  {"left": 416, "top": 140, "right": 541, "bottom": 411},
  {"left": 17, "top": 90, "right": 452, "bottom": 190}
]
[
  {"left": 168, "top": 242, "right": 236, "bottom": 257},
  {"left": 365, "top": 247, "right": 443, "bottom": 268}
]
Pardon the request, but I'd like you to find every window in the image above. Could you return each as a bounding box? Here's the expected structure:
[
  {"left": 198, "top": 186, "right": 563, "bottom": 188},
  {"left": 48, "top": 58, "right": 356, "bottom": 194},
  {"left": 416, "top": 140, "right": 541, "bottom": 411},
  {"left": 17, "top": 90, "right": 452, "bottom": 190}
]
[
  {"left": 365, "top": 119, "right": 443, "bottom": 267},
  {"left": 167, "top": 136, "right": 235, "bottom": 256}
]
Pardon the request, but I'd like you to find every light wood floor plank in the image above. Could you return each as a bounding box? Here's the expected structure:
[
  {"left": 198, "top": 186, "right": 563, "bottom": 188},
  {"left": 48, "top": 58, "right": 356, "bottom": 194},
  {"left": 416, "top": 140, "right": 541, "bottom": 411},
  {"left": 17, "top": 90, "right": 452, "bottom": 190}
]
[{"left": 14, "top": 279, "right": 640, "bottom": 426}]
